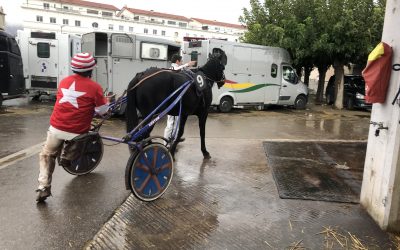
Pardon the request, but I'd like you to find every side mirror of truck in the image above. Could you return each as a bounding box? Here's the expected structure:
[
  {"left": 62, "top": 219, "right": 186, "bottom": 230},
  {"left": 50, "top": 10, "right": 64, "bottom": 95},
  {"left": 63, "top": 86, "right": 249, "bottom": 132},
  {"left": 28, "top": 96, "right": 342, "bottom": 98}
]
[{"left": 294, "top": 75, "right": 298, "bottom": 84}]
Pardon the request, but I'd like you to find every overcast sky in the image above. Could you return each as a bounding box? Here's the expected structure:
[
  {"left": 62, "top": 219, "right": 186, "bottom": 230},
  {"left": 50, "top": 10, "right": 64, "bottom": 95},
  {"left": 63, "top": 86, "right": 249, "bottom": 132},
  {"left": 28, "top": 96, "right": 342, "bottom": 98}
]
[{"left": 1, "top": 0, "right": 251, "bottom": 25}]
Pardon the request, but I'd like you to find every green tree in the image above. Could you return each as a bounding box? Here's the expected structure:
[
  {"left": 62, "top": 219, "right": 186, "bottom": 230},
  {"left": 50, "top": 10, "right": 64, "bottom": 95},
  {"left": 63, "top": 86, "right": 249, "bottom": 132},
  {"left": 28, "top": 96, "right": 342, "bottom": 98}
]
[{"left": 240, "top": 0, "right": 385, "bottom": 108}]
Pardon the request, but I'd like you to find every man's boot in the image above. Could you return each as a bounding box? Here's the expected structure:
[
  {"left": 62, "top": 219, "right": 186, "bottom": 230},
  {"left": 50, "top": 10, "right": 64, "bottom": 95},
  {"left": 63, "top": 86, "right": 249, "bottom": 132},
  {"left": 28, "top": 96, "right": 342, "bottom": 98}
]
[{"left": 36, "top": 186, "right": 52, "bottom": 202}]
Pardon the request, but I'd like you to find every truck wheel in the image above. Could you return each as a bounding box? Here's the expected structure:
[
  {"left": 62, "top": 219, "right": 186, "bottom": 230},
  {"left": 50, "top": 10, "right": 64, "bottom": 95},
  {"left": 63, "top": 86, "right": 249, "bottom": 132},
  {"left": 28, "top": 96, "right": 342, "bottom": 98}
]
[
  {"left": 294, "top": 95, "right": 307, "bottom": 110},
  {"left": 219, "top": 96, "right": 233, "bottom": 113}
]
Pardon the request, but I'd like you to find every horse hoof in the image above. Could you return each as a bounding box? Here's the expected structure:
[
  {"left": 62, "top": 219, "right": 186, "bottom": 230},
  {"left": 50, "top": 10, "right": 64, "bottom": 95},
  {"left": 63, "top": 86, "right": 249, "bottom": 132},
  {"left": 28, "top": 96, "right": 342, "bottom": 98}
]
[{"left": 203, "top": 153, "right": 211, "bottom": 159}]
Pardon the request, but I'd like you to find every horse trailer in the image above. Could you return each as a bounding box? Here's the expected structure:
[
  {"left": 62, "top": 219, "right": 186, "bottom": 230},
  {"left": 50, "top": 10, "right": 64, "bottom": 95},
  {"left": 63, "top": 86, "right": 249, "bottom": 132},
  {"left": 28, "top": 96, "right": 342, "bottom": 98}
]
[
  {"left": 16, "top": 30, "right": 81, "bottom": 97},
  {"left": 182, "top": 39, "right": 309, "bottom": 112},
  {"left": 0, "top": 30, "right": 25, "bottom": 106},
  {"left": 81, "top": 32, "right": 181, "bottom": 113}
]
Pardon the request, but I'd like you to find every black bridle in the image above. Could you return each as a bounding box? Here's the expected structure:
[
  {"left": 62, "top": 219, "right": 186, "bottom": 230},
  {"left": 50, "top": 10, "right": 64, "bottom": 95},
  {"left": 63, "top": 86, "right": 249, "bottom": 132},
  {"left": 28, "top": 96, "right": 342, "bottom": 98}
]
[{"left": 202, "top": 54, "right": 226, "bottom": 86}]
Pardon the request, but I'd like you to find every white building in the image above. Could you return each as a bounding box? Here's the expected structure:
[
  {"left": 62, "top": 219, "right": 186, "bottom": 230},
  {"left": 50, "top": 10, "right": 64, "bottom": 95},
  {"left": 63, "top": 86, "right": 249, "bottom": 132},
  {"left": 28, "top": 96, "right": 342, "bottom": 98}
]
[{"left": 20, "top": 0, "right": 246, "bottom": 42}]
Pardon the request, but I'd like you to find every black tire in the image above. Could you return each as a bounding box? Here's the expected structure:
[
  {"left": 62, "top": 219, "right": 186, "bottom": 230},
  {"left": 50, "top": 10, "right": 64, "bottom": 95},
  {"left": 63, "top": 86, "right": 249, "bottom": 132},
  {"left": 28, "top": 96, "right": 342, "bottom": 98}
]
[
  {"left": 31, "top": 95, "right": 41, "bottom": 102},
  {"left": 294, "top": 95, "right": 307, "bottom": 110},
  {"left": 219, "top": 96, "right": 233, "bottom": 113},
  {"left": 61, "top": 135, "right": 104, "bottom": 176}
]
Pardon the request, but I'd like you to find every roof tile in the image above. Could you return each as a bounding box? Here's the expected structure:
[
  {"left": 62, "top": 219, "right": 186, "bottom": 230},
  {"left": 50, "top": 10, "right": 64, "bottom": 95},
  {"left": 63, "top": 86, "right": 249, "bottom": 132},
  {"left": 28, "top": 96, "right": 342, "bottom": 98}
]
[{"left": 55, "top": 0, "right": 119, "bottom": 11}]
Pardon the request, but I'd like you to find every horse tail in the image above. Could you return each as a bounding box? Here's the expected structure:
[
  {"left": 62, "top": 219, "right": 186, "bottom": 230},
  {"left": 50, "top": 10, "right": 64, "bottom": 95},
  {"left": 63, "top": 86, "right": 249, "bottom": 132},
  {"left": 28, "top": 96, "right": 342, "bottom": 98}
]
[{"left": 126, "top": 75, "right": 140, "bottom": 133}]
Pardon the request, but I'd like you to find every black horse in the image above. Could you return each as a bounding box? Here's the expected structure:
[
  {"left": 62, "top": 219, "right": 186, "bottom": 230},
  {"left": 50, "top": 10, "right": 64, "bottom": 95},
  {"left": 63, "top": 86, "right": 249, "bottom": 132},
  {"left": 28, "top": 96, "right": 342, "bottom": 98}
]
[{"left": 125, "top": 50, "right": 227, "bottom": 159}]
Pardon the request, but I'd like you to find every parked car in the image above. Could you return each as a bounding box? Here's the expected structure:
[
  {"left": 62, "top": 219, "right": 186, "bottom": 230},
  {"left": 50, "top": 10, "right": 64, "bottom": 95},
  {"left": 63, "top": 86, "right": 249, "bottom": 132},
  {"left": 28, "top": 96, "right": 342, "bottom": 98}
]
[{"left": 325, "top": 75, "right": 371, "bottom": 109}]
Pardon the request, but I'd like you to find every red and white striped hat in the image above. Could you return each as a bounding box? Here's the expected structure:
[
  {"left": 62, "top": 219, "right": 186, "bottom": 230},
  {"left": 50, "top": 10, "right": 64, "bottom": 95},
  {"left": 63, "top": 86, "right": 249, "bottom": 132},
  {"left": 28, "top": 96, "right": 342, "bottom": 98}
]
[{"left": 71, "top": 53, "right": 96, "bottom": 72}]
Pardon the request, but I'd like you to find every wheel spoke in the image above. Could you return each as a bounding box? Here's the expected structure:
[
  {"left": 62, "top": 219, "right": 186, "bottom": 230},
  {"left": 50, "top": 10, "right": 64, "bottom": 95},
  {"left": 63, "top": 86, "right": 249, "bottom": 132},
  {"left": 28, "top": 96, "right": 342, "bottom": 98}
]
[
  {"left": 137, "top": 173, "right": 152, "bottom": 193},
  {"left": 152, "top": 147, "right": 158, "bottom": 169},
  {"left": 136, "top": 162, "right": 151, "bottom": 172},
  {"left": 158, "top": 162, "right": 172, "bottom": 172},
  {"left": 152, "top": 175, "right": 162, "bottom": 192},
  {"left": 142, "top": 151, "right": 152, "bottom": 170},
  {"left": 81, "top": 155, "right": 90, "bottom": 171}
]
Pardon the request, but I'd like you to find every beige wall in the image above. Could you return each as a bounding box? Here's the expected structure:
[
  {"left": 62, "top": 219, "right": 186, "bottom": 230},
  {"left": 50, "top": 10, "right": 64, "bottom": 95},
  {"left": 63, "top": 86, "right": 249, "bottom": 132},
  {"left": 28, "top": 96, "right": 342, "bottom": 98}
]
[{"left": 0, "top": 6, "right": 5, "bottom": 30}]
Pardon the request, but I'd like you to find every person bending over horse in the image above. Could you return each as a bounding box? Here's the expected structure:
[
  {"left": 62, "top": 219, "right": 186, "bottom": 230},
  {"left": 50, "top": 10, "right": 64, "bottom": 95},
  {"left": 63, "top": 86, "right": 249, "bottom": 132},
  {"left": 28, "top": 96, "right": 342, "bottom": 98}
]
[
  {"left": 164, "top": 54, "right": 196, "bottom": 142},
  {"left": 36, "top": 53, "right": 109, "bottom": 203}
]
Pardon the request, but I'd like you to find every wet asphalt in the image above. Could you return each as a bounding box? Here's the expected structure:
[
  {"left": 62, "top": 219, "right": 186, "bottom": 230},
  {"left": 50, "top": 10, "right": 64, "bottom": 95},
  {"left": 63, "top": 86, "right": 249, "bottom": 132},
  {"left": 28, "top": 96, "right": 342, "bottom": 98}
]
[{"left": 0, "top": 97, "right": 395, "bottom": 249}]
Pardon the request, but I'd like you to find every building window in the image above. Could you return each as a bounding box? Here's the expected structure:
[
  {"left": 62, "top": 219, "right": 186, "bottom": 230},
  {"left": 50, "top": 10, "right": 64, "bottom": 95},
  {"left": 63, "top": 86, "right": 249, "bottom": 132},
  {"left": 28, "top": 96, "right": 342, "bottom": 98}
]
[
  {"left": 153, "top": 29, "right": 157, "bottom": 35},
  {"left": 161, "top": 31, "right": 166, "bottom": 36},
  {"left": 36, "top": 16, "right": 43, "bottom": 22},
  {"left": 179, "top": 22, "right": 187, "bottom": 28},
  {"left": 92, "top": 22, "right": 98, "bottom": 28},
  {"left": 119, "top": 25, "right": 124, "bottom": 31},
  {"left": 63, "top": 6, "right": 69, "bottom": 10},
  {"left": 63, "top": 19, "right": 69, "bottom": 25},
  {"left": 167, "top": 20, "right": 176, "bottom": 25},
  {"left": 102, "top": 11, "right": 113, "bottom": 17},
  {"left": 87, "top": 9, "right": 98, "bottom": 15},
  {"left": 129, "top": 27, "right": 134, "bottom": 32},
  {"left": 202, "top": 26, "right": 208, "bottom": 30},
  {"left": 144, "top": 28, "right": 148, "bottom": 34},
  {"left": 75, "top": 20, "right": 81, "bottom": 27},
  {"left": 108, "top": 24, "right": 113, "bottom": 30},
  {"left": 43, "top": 3, "right": 50, "bottom": 9},
  {"left": 133, "top": 16, "right": 139, "bottom": 21},
  {"left": 50, "top": 17, "right": 56, "bottom": 23},
  {"left": 37, "top": 42, "right": 50, "bottom": 58}
]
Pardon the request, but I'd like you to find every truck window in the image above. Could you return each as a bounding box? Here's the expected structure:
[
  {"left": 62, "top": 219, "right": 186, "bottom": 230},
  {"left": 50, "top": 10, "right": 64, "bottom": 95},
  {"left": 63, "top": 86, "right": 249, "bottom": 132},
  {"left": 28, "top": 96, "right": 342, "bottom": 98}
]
[
  {"left": 190, "top": 51, "right": 198, "bottom": 67},
  {"left": 271, "top": 64, "right": 277, "bottom": 78},
  {"left": 282, "top": 65, "right": 297, "bottom": 84},
  {"left": 37, "top": 42, "right": 50, "bottom": 58},
  {"left": 141, "top": 42, "right": 167, "bottom": 60}
]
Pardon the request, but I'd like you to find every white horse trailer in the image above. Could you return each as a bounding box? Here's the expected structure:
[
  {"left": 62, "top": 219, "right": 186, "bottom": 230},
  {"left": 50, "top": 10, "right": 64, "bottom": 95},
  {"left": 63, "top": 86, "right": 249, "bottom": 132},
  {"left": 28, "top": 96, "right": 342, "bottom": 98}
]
[
  {"left": 182, "top": 39, "right": 309, "bottom": 112},
  {"left": 81, "top": 32, "right": 181, "bottom": 114},
  {"left": 16, "top": 30, "right": 81, "bottom": 97}
]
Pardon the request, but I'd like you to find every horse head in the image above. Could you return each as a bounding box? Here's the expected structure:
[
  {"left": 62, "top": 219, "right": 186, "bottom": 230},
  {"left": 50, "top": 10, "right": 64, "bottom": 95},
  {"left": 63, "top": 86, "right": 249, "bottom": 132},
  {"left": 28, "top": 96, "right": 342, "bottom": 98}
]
[{"left": 200, "top": 49, "right": 227, "bottom": 89}]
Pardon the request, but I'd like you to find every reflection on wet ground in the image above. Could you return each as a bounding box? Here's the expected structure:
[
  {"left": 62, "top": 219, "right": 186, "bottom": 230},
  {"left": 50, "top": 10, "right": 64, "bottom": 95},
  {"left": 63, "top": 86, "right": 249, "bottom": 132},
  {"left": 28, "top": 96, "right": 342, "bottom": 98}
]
[
  {"left": 0, "top": 102, "right": 53, "bottom": 158},
  {"left": 1, "top": 99, "right": 384, "bottom": 249},
  {"left": 86, "top": 137, "right": 392, "bottom": 249}
]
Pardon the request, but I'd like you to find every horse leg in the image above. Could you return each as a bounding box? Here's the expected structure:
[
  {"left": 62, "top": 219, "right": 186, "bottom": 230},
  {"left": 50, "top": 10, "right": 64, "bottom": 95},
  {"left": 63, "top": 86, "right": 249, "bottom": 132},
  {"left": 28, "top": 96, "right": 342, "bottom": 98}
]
[
  {"left": 128, "top": 123, "right": 155, "bottom": 154},
  {"left": 198, "top": 112, "right": 210, "bottom": 159},
  {"left": 169, "top": 114, "right": 188, "bottom": 160}
]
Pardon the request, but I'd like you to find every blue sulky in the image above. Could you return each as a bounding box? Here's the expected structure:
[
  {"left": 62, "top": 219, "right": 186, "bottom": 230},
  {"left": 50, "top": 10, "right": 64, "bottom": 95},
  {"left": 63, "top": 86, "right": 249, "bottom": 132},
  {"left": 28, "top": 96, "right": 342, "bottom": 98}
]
[{"left": 61, "top": 76, "right": 195, "bottom": 202}]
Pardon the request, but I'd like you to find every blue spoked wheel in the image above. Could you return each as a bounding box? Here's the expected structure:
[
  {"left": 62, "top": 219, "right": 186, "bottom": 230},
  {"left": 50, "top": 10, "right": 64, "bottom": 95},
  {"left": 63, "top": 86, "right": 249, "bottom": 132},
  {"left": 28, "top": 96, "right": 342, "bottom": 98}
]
[{"left": 127, "top": 143, "right": 173, "bottom": 201}]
